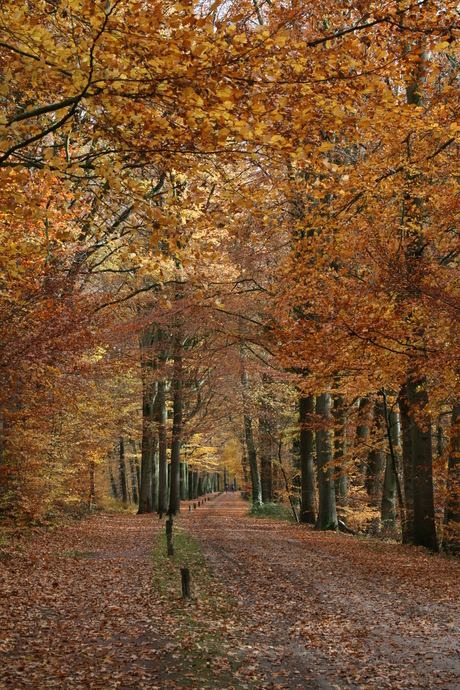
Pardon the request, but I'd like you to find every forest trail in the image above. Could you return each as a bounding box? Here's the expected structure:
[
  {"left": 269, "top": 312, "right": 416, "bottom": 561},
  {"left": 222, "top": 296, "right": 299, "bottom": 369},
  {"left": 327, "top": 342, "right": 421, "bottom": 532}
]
[
  {"left": 0, "top": 497, "right": 459, "bottom": 690},
  {"left": 186, "top": 493, "right": 460, "bottom": 690}
]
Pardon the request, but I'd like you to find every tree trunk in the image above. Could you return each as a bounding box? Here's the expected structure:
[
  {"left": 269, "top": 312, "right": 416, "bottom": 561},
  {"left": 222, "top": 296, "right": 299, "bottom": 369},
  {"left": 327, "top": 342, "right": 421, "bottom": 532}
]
[
  {"left": 315, "top": 392, "right": 338, "bottom": 531},
  {"left": 355, "top": 396, "right": 371, "bottom": 478},
  {"left": 89, "top": 461, "right": 95, "bottom": 504},
  {"left": 168, "top": 353, "right": 182, "bottom": 515},
  {"left": 399, "top": 385, "right": 414, "bottom": 543},
  {"left": 138, "top": 327, "right": 156, "bottom": 514},
  {"left": 129, "top": 450, "right": 139, "bottom": 505},
  {"left": 152, "top": 439, "right": 159, "bottom": 511},
  {"left": 299, "top": 394, "right": 316, "bottom": 524},
  {"left": 259, "top": 413, "right": 273, "bottom": 502},
  {"left": 241, "top": 370, "right": 262, "bottom": 506},
  {"left": 157, "top": 378, "right": 168, "bottom": 516},
  {"left": 119, "top": 436, "right": 128, "bottom": 503},
  {"left": 406, "top": 376, "right": 438, "bottom": 551},
  {"left": 381, "top": 408, "right": 400, "bottom": 531},
  {"left": 366, "top": 400, "right": 384, "bottom": 532},
  {"left": 444, "top": 403, "right": 460, "bottom": 543},
  {"left": 138, "top": 379, "right": 157, "bottom": 513},
  {"left": 333, "top": 394, "right": 348, "bottom": 523},
  {"left": 108, "top": 456, "right": 118, "bottom": 499}
]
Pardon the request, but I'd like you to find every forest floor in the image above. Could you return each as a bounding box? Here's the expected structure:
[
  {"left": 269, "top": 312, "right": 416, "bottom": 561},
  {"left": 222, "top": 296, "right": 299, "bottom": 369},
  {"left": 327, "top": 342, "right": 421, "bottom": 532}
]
[{"left": 0, "top": 493, "right": 459, "bottom": 690}]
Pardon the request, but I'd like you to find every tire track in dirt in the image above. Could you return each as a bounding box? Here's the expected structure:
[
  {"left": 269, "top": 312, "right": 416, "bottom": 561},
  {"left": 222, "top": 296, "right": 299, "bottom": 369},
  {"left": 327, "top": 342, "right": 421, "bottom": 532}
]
[{"left": 185, "top": 493, "right": 460, "bottom": 690}]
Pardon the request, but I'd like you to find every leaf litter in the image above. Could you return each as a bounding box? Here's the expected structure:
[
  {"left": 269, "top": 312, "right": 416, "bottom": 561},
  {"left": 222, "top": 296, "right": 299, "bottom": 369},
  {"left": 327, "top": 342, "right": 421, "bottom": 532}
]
[{"left": 0, "top": 494, "right": 459, "bottom": 689}]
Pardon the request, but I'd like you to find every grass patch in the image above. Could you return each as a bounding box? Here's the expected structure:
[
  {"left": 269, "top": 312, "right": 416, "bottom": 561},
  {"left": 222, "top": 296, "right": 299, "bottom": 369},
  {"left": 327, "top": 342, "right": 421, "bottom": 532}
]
[
  {"left": 248, "top": 501, "right": 296, "bottom": 522},
  {"left": 151, "top": 523, "right": 257, "bottom": 689}
]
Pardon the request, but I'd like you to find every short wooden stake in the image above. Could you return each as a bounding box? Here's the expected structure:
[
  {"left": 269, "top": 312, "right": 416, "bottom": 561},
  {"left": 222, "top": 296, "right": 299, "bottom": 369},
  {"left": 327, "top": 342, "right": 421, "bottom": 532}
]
[
  {"left": 166, "top": 517, "right": 174, "bottom": 557},
  {"left": 193, "top": 503, "right": 196, "bottom": 509},
  {"left": 181, "top": 567, "right": 191, "bottom": 598},
  {"left": 189, "top": 505, "right": 192, "bottom": 511}
]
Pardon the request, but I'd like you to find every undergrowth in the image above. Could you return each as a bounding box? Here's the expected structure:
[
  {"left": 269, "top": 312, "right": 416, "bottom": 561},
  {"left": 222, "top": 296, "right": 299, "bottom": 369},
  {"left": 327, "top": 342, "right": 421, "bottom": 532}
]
[
  {"left": 151, "top": 524, "right": 257, "bottom": 689},
  {"left": 248, "top": 501, "right": 296, "bottom": 522}
]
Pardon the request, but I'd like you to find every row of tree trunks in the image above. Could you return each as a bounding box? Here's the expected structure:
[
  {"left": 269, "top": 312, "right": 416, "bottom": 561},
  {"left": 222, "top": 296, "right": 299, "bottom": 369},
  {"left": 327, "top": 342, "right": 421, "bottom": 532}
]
[{"left": 295, "top": 385, "right": 460, "bottom": 551}]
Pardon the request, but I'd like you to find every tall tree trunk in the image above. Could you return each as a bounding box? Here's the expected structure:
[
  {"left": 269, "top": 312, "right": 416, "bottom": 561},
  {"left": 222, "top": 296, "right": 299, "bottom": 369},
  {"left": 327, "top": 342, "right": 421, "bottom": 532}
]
[
  {"left": 157, "top": 378, "right": 168, "bottom": 516},
  {"left": 355, "top": 396, "right": 371, "bottom": 479},
  {"left": 138, "top": 325, "right": 157, "bottom": 514},
  {"left": 366, "top": 400, "right": 384, "bottom": 532},
  {"left": 444, "top": 403, "right": 460, "bottom": 543},
  {"left": 109, "top": 457, "right": 118, "bottom": 499},
  {"left": 259, "top": 413, "right": 273, "bottom": 502},
  {"left": 381, "top": 405, "right": 402, "bottom": 533},
  {"left": 381, "top": 452, "right": 397, "bottom": 531},
  {"left": 406, "top": 376, "right": 438, "bottom": 551},
  {"left": 152, "top": 438, "right": 159, "bottom": 511},
  {"left": 180, "top": 461, "right": 187, "bottom": 500},
  {"left": 242, "top": 370, "right": 262, "bottom": 507},
  {"left": 315, "top": 392, "right": 338, "bottom": 531},
  {"left": 399, "top": 386, "right": 414, "bottom": 543},
  {"left": 129, "top": 450, "right": 139, "bottom": 505},
  {"left": 89, "top": 461, "right": 95, "bottom": 504},
  {"left": 300, "top": 394, "right": 316, "bottom": 524},
  {"left": 168, "top": 353, "right": 182, "bottom": 515},
  {"left": 401, "top": 38, "right": 438, "bottom": 552},
  {"left": 119, "top": 436, "right": 128, "bottom": 503},
  {"left": 138, "top": 380, "right": 156, "bottom": 513},
  {"left": 333, "top": 394, "right": 348, "bottom": 523}
]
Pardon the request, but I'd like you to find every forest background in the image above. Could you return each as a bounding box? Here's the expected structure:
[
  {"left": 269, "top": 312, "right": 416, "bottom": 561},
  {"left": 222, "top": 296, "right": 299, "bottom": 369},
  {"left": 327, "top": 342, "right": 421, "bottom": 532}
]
[{"left": 1, "top": 0, "right": 460, "bottom": 553}]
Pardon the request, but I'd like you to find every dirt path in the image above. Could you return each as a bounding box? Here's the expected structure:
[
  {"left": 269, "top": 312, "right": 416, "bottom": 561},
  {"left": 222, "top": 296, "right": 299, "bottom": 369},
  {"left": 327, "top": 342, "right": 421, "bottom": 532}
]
[
  {"left": 0, "top": 514, "right": 180, "bottom": 689},
  {"left": 185, "top": 493, "right": 460, "bottom": 690},
  {"left": 1, "top": 496, "right": 459, "bottom": 690}
]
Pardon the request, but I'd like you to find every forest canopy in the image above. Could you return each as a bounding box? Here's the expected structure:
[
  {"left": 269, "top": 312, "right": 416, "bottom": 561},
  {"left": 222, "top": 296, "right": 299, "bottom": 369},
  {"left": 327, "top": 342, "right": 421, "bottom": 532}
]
[{"left": 1, "top": 0, "right": 460, "bottom": 552}]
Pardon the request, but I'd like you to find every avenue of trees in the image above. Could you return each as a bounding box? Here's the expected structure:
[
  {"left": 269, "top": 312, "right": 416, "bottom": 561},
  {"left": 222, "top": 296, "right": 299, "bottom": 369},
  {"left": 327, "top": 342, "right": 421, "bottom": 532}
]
[{"left": 1, "top": 0, "right": 460, "bottom": 551}]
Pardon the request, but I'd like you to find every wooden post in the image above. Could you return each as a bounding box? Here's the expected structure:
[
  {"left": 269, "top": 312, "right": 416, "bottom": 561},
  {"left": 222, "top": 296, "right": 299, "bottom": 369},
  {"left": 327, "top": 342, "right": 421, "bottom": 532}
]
[
  {"left": 189, "top": 504, "right": 192, "bottom": 511},
  {"left": 181, "top": 567, "right": 191, "bottom": 598},
  {"left": 193, "top": 502, "right": 196, "bottom": 509},
  {"left": 166, "top": 517, "right": 174, "bottom": 556}
]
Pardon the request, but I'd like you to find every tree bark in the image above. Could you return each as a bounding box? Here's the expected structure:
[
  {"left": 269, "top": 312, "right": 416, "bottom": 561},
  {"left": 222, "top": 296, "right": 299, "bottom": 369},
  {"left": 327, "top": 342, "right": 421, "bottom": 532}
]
[
  {"left": 406, "top": 376, "right": 438, "bottom": 551},
  {"left": 151, "top": 439, "right": 159, "bottom": 511},
  {"left": 399, "top": 385, "right": 414, "bottom": 543},
  {"left": 315, "top": 392, "right": 338, "bottom": 531},
  {"left": 109, "top": 456, "right": 118, "bottom": 499},
  {"left": 444, "top": 403, "right": 460, "bottom": 536},
  {"left": 157, "top": 378, "right": 168, "bottom": 516},
  {"left": 333, "top": 394, "right": 348, "bottom": 523},
  {"left": 138, "top": 382, "right": 156, "bottom": 513},
  {"left": 129, "top": 449, "right": 139, "bottom": 505},
  {"left": 168, "top": 352, "right": 183, "bottom": 515},
  {"left": 242, "top": 370, "right": 262, "bottom": 507},
  {"left": 355, "top": 396, "right": 371, "bottom": 478},
  {"left": 366, "top": 400, "right": 384, "bottom": 531},
  {"left": 119, "top": 436, "right": 128, "bottom": 503},
  {"left": 259, "top": 413, "right": 273, "bottom": 502},
  {"left": 299, "top": 394, "right": 316, "bottom": 524},
  {"left": 138, "top": 324, "right": 157, "bottom": 514}
]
